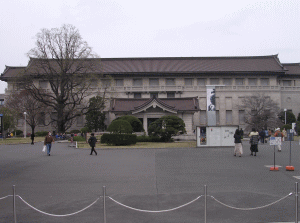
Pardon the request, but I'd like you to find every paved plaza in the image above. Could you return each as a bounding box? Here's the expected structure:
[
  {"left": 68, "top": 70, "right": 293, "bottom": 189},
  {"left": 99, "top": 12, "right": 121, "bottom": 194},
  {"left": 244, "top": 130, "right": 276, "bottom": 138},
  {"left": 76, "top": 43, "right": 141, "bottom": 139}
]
[{"left": 1, "top": 140, "right": 300, "bottom": 222}]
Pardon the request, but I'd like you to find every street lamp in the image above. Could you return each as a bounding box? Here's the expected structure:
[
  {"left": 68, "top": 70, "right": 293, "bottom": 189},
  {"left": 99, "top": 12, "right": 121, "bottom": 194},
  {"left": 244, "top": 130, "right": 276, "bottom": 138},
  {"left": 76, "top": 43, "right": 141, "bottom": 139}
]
[
  {"left": 284, "top": 108, "right": 287, "bottom": 125},
  {"left": 24, "top": 112, "right": 27, "bottom": 138}
]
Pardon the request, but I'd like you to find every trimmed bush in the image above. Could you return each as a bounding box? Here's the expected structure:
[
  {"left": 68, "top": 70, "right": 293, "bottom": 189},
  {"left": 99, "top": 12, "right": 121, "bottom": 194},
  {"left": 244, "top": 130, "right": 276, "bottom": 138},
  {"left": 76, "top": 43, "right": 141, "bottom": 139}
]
[
  {"left": 72, "top": 136, "right": 86, "bottom": 141},
  {"left": 114, "top": 115, "right": 144, "bottom": 132},
  {"left": 101, "top": 133, "right": 137, "bottom": 146},
  {"left": 80, "top": 127, "right": 90, "bottom": 133},
  {"left": 136, "top": 135, "right": 163, "bottom": 142},
  {"left": 15, "top": 130, "right": 23, "bottom": 136},
  {"left": 282, "top": 124, "right": 292, "bottom": 130},
  {"left": 35, "top": 131, "right": 48, "bottom": 137},
  {"left": 107, "top": 120, "right": 132, "bottom": 134}
]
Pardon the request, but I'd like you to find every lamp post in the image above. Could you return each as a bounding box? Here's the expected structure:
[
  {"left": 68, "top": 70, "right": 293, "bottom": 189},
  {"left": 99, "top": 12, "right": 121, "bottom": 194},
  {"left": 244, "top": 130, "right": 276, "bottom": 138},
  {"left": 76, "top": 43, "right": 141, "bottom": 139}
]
[
  {"left": 24, "top": 112, "right": 27, "bottom": 138},
  {"left": 284, "top": 109, "right": 287, "bottom": 125}
]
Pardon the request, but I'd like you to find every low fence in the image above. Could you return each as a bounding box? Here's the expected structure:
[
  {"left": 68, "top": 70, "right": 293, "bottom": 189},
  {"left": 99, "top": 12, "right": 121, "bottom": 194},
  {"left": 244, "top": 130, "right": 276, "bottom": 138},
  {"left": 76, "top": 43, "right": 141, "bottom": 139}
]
[{"left": 1, "top": 184, "right": 299, "bottom": 223}]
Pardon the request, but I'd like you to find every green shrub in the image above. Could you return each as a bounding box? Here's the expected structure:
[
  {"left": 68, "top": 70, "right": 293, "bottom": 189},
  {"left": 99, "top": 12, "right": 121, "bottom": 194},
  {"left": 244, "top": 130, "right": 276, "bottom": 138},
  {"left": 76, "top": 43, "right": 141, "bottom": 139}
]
[
  {"left": 101, "top": 133, "right": 137, "bottom": 146},
  {"left": 80, "top": 127, "right": 90, "bottom": 133},
  {"left": 136, "top": 135, "right": 163, "bottom": 142},
  {"left": 282, "top": 124, "right": 292, "bottom": 130},
  {"left": 15, "top": 130, "right": 23, "bottom": 136},
  {"left": 148, "top": 115, "right": 186, "bottom": 142},
  {"left": 35, "top": 131, "right": 49, "bottom": 137},
  {"left": 72, "top": 136, "right": 86, "bottom": 141},
  {"left": 114, "top": 115, "right": 144, "bottom": 132},
  {"left": 107, "top": 120, "right": 132, "bottom": 134}
]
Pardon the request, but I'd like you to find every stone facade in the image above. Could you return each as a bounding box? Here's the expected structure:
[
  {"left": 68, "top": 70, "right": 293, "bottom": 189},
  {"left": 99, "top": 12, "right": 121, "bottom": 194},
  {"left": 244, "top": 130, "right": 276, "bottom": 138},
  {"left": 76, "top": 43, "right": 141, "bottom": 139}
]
[{"left": 1, "top": 55, "right": 300, "bottom": 134}]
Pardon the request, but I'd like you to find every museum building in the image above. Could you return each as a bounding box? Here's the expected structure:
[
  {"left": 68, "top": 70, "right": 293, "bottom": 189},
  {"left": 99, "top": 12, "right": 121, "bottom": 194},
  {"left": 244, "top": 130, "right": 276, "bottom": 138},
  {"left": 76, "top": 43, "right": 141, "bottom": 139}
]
[{"left": 1, "top": 55, "right": 300, "bottom": 135}]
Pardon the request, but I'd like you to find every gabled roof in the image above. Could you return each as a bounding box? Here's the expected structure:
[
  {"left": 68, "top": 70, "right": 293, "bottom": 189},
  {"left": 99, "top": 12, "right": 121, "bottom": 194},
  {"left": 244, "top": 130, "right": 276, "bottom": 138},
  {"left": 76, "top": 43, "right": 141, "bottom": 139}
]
[
  {"left": 110, "top": 97, "right": 199, "bottom": 113},
  {"left": 1, "top": 55, "right": 287, "bottom": 80},
  {"left": 282, "top": 63, "right": 300, "bottom": 75}
]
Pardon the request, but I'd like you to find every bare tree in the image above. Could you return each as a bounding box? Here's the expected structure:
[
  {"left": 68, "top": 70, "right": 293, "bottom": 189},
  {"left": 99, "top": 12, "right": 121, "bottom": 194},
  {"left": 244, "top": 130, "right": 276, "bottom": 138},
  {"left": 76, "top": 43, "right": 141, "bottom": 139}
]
[
  {"left": 20, "top": 24, "right": 106, "bottom": 133},
  {"left": 6, "top": 90, "right": 47, "bottom": 135},
  {"left": 238, "top": 93, "right": 282, "bottom": 131}
]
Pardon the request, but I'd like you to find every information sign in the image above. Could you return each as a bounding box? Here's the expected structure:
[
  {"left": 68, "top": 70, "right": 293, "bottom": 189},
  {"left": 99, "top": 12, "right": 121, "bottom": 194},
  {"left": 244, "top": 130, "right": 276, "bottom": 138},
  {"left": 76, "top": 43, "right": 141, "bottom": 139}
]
[{"left": 270, "top": 137, "right": 281, "bottom": 146}]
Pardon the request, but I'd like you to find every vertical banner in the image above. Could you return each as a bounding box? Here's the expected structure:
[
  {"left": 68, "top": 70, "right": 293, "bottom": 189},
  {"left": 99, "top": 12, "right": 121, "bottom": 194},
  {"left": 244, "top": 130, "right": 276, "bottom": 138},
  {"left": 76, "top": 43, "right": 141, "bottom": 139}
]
[
  {"left": 206, "top": 86, "right": 216, "bottom": 126},
  {"left": 0, "top": 114, "right": 3, "bottom": 138}
]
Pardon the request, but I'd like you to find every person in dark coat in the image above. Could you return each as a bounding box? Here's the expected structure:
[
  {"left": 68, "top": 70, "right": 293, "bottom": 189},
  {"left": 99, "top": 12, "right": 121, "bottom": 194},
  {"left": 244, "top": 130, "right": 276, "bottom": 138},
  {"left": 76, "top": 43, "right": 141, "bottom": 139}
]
[
  {"left": 30, "top": 133, "right": 35, "bottom": 145},
  {"left": 259, "top": 129, "right": 265, "bottom": 143},
  {"left": 88, "top": 133, "right": 97, "bottom": 155},
  {"left": 233, "top": 129, "right": 243, "bottom": 157}
]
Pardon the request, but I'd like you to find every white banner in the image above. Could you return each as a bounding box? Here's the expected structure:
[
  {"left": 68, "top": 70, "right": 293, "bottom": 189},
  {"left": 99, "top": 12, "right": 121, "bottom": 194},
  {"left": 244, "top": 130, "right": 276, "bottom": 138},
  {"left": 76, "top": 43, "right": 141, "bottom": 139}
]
[{"left": 270, "top": 137, "right": 281, "bottom": 146}]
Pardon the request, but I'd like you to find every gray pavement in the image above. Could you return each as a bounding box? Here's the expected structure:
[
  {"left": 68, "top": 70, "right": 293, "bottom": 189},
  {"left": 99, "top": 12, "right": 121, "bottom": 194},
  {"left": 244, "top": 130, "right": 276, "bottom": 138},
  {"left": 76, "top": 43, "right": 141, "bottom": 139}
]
[{"left": 0, "top": 140, "right": 300, "bottom": 222}]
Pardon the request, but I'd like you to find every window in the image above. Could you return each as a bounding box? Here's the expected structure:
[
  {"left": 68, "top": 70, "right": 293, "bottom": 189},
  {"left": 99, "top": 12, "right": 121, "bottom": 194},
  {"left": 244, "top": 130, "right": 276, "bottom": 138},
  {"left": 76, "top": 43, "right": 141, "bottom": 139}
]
[
  {"left": 200, "top": 110, "right": 206, "bottom": 124},
  {"left": 248, "top": 78, "right": 257, "bottom": 86},
  {"left": 236, "top": 78, "right": 244, "bottom": 85},
  {"left": 38, "top": 112, "right": 45, "bottom": 126},
  {"left": 0, "top": 100, "right": 4, "bottom": 105},
  {"left": 134, "top": 93, "right": 141, "bottom": 98},
  {"left": 261, "top": 78, "right": 269, "bottom": 86},
  {"left": 210, "top": 78, "right": 219, "bottom": 85},
  {"left": 223, "top": 78, "right": 232, "bottom": 86},
  {"left": 102, "top": 79, "right": 111, "bottom": 88},
  {"left": 197, "top": 78, "right": 206, "bottom": 86},
  {"left": 239, "top": 110, "right": 245, "bottom": 124},
  {"left": 226, "top": 110, "right": 232, "bottom": 124},
  {"left": 150, "top": 93, "right": 158, "bottom": 98},
  {"left": 166, "top": 78, "right": 175, "bottom": 86},
  {"left": 39, "top": 81, "right": 48, "bottom": 88},
  {"left": 115, "top": 79, "right": 124, "bottom": 86},
  {"left": 282, "top": 80, "right": 292, "bottom": 86},
  {"left": 184, "top": 78, "right": 193, "bottom": 86},
  {"left": 133, "top": 79, "right": 142, "bottom": 86},
  {"left": 90, "top": 79, "right": 98, "bottom": 88},
  {"left": 77, "top": 116, "right": 83, "bottom": 125},
  {"left": 149, "top": 78, "right": 159, "bottom": 86},
  {"left": 167, "top": 92, "right": 175, "bottom": 98}
]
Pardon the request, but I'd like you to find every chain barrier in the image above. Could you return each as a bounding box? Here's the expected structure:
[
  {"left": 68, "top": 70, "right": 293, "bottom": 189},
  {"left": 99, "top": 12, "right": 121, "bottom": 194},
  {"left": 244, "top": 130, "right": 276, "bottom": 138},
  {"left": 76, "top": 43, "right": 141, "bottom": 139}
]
[
  {"left": 108, "top": 195, "right": 203, "bottom": 213},
  {"left": 210, "top": 192, "right": 293, "bottom": 211},
  {"left": 0, "top": 195, "right": 12, "bottom": 200},
  {"left": 16, "top": 195, "right": 100, "bottom": 217}
]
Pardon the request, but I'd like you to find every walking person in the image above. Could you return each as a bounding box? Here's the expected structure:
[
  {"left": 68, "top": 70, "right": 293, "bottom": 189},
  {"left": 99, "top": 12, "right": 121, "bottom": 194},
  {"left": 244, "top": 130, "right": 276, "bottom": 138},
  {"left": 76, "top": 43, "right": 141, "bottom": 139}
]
[
  {"left": 234, "top": 129, "right": 243, "bottom": 157},
  {"left": 249, "top": 128, "right": 259, "bottom": 156},
  {"left": 259, "top": 129, "right": 265, "bottom": 143},
  {"left": 30, "top": 133, "right": 35, "bottom": 145},
  {"left": 282, "top": 128, "right": 287, "bottom": 142},
  {"left": 274, "top": 128, "right": 283, "bottom": 152},
  {"left": 88, "top": 133, "right": 97, "bottom": 155},
  {"left": 44, "top": 131, "right": 54, "bottom": 156}
]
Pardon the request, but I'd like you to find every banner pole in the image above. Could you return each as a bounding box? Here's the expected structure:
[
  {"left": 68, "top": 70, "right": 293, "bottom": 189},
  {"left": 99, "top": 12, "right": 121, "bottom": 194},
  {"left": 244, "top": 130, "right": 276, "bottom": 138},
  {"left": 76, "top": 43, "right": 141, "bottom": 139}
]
[
  {"left": 103, "top": 186, "right": 106, "bottom": 223},
  {"left": 204, "top": 185, "right": 207, "bottom": 223},
  {"left": 296, "top": 182, "right": 298, "bottom": 223},
  {"left": 13, "top": 185, "right": 17, "bottom": 223}
]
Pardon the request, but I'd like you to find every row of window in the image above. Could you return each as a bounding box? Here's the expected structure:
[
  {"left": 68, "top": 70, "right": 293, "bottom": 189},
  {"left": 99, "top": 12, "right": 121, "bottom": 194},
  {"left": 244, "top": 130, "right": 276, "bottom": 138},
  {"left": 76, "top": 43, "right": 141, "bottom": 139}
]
[{"left": 36, "top": 78, "right": 297, "bottom": 89}]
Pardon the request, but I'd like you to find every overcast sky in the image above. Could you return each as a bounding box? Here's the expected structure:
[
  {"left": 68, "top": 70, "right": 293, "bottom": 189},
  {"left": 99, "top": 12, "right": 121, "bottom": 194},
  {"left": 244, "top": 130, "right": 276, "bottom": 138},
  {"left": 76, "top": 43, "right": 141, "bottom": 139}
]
[{"left": 1, "top": 0, "right": 300, "bottom": 93}]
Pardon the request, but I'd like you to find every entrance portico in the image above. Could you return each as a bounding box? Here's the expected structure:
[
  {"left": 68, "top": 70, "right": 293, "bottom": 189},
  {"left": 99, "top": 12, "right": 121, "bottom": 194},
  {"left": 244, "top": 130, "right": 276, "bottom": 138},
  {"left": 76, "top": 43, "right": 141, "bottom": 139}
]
[{"left": 109, "top": 97, "right": 199, "bottom": 135}]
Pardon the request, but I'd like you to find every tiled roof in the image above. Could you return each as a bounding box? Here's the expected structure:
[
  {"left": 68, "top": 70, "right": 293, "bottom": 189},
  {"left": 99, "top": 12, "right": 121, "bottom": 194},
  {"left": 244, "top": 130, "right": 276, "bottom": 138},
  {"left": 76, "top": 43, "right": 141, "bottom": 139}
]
[
  {"left": 282, "top": 63, "right": 300, "bottom": 75},
  {"left": 101, "top": 55, "right": 285, "bottom": 74},
  {"left": 1, "top": 55, "right": 287, "bottom": 79},
  {"left": 1, "top": 66, "right": 26, "bottom": 79},
  {"left": 110, "top": 97, "right": 199, "bottom": 112}
]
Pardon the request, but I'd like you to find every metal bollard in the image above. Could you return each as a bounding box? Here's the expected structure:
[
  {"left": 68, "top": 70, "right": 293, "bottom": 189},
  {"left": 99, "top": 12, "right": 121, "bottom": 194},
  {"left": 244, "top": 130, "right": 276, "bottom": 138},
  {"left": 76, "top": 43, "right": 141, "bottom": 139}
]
[
  {"left": 204, "top": 185, "right": 207, "bottom": 223},
  {"left": 296, "top": 182, "right": 298, "bottom": 223},
  {"left": 13, "top": 185, "right": 17, "bottom": 223},
  {"left": 103, "top": 186, "right": 106, "bottom": 223}
]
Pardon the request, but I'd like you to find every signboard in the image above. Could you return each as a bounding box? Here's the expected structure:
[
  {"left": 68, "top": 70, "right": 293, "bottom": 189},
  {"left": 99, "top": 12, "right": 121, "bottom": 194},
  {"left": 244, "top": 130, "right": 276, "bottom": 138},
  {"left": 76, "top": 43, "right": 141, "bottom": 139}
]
[
  {"left": 197, "top": 126, "right": 237, "bottom": 147},
  {"left": 287, "top": 129, "right": 294, "bottom": 141},
  {"left": 270, "top": 137, "right": 281, "bottom": 146}
]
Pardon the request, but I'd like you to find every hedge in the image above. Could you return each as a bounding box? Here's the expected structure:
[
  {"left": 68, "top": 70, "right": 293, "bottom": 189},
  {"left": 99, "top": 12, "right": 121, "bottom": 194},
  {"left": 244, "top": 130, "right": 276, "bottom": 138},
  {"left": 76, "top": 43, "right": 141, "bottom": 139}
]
[
  {"left": 101, "top": 133, "right": 137, "bottom": 146},
  {"left": 72, "top": 136, "right": 86, "bottom": 141},
  {"left": 35, "top": 131, "right": 49, "bottom": 137},
  {"left": 136, "top": 135, "right": 164, "bottom": 142}
]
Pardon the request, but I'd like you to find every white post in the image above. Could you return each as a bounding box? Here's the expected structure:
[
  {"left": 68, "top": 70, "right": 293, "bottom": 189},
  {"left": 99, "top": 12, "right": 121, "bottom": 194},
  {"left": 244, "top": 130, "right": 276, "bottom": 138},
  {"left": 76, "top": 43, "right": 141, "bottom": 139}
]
[
  {"left": 23, "top": 112, "right": 27, "bottom": 138},
  {"left": 284, "top": 108, "right": 287, "bottom": 125},
  {"left": 13, "top": 185, "right": 17, "bottom": 223},
  {"left": 103, "top": 186, "right": 106, "bottom": 223}
]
